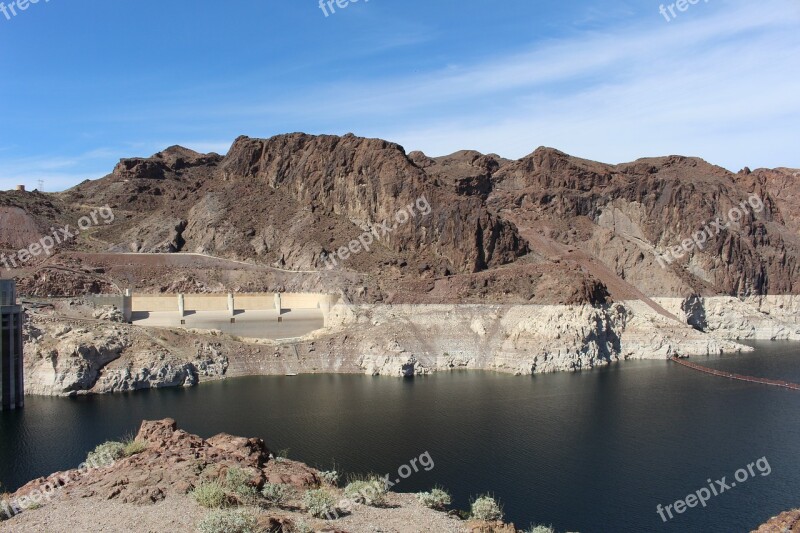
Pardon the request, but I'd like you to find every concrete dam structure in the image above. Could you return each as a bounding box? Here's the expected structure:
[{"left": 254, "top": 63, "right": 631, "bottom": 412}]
[{"left": 125, "top": 292, "right": 337, "bottom": 340}]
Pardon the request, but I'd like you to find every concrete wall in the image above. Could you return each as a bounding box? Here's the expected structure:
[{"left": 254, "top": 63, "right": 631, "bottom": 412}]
[
  {"left": 183, "top": 295, "right": 228, "bottom": 312},
  {"left": 282, "top": 293, "right": 325, "bottom": 309},
  {"left": 132, "top": 295, "right": 178, "bottom": 312},
  {"left": 131, "top": 293, "right": 335, "bottom": 313},
  {"left": 235, "top": 294, "right": 276, "bottom": 310}
]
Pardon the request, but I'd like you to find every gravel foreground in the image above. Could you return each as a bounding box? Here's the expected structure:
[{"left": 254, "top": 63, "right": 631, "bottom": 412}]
[{"left": 3, "top": 493, "right": 470, "bottom": 533}]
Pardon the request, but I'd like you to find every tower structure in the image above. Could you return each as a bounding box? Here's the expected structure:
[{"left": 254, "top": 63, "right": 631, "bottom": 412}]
[{"left": 0, "top": 280, "right": 24, "bottom": 411}]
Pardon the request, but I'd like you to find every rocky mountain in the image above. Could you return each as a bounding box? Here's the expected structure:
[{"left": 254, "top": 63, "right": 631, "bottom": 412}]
[
  {"left": 3, "top": 133, "right": 798, "bottom": 398},
  {"left": 1, "top": 133, "right": 797, "bottom": 305}
]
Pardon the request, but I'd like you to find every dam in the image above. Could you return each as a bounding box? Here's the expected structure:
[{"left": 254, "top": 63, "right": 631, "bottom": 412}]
[{"left": 124, "top": 292, "right": 337, "bottom": 340}]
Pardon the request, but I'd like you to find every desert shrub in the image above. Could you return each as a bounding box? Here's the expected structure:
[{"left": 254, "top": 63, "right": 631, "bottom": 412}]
[
  {"left": 318, "top": 470, "right": 339, "bottom": 486},
  {"left": 191, "top": 481, "right": 229, "bottom": 509},
  {"left": 261, "top": 483, "right": 294, "bottom": 506},
  {"left": 416, "top": 487, "right": 452, "bottom": 511},
  {"left": 343, "top": 477, "right": 387, "bottom": 507},
  {"left": 225, "top": 467, "right": 258, "bottom": 505},
  {"left": 471, "top": 495, "right": 504, "bottom": 521},
  {"left": 122, "top": 438, "right": 148, "bottom": 457},
  {"left": 225, "top": 467, "right": 251, "bottom": 488},
  {"left": 303, "top": 488, "right": 337, "bottom": 518},
  {"left": 86, "top": 441, "right": 125, "bottom": 467},
  {"left": 196, "top": 508, "right": 258, "bottom": 533}
]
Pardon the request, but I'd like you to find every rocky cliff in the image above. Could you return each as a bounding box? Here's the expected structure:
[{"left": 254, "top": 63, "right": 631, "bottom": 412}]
[
  {"left": 488, "top": 148, "right": 798, "bottom": 298},
  {"left": 23, "top": 295, "right": 756, "bottom": 396},
  {"left": 3, "top": 132, "right": 796, "bottom": 305},
  {"left": 654, "top": 295, "right": 800, "bottom": 340},
  {"left": 23, "top": 303, "right": 229, "bottom": 396}
]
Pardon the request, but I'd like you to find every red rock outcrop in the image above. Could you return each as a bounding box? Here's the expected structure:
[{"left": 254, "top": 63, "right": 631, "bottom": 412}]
[{"left": 8, "top": 418, "right": 319, "bottom": 507}]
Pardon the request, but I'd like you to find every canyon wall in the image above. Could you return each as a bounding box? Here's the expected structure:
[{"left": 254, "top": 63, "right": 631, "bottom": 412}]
[
  {"left": 653, "top": 295, "right": 800, "bottom": 340},
  {"left": 24, "top": 298, "right": 755, "bottom": 396}
]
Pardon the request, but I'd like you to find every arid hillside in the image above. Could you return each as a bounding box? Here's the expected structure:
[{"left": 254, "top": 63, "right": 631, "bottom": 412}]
[{"left": 1, "top": 133, "right": 797, "bottom": 303}]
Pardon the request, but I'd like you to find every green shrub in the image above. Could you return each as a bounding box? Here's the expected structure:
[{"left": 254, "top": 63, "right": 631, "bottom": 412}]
[
  {"left": 319, "top": 470, "right": 339, "bottom": 486},
  {"left": 225, "top": 467, "right": 258, "bottom": 505},
  {"left": 303, "top": 488, "right": 337, "bottom": 518},
  {"left": 86, "top": 441, "right": 125, "bottom": 467},
  {"left": 261, "top": 483, "right": 293, "bottom": 506},
  {"left": 191, "top": 481, "right": 229, "bottom": 509},
  {"left": 526, "top": 526, "right": 556, "bottom": 533},
  {"left": 416, "top": 487, "right": 452, "bottom": 510},
  {"left": 196, "top": 509, "right": 258, "bottom": 533},
  {"left": 471, "top": 495, "right": 504, "bottom": 521},
  {"left": 225, "top": 467, "right": 251, "bottom": 488},
  {"left": 122, "top": 438, "right": 148, "bottom": 457},
  {"left": 343, "top": 477, "right": 387, "bottom": 507}
]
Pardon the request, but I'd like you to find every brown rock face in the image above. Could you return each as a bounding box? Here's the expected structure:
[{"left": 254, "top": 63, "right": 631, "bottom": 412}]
[
  {"left": 8, "top": 419, "right": 319, "bottom": 507},
  {"left": 3, "top": 133, "right": 798, "bottom": 302},
  {"left": 218, "top": 134, "right": 528, "bottom": 272},
  {"left": 489, "top": 148, "right": 799, "bottom": 297},
  {"left": 112, "top": 146, "right": 222, "bottom": 182}
]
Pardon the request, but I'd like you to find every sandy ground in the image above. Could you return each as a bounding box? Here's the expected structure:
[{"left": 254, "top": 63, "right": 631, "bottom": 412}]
[
  {"left": 2, "top": 493, "right": 470, "bottom": 533},
  {"left": 2, "top": 495, "right": 202, "bottom": 533}
]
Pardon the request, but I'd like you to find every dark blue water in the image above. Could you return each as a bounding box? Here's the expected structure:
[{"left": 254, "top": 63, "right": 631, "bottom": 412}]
[{"left": 1, "top": 341, "right": 799, "bottom": 532}]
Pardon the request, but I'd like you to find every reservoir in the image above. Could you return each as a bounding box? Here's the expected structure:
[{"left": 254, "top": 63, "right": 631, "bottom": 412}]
[{"left": 1, "top": 341, "right": 799, "bottom": 532}]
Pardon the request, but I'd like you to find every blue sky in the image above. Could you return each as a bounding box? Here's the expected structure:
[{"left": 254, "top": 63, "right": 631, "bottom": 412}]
[{"left": 1, "top": 0, "right": 799, "bottom": 191}]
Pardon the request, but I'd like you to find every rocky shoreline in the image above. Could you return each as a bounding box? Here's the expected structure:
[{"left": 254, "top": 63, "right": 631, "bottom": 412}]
[
  {"left": 753, "top": 509, "right": 800, "bottom": 532},
  {"left": 20, "top": 294, "right": 800, "bottom": 396}
]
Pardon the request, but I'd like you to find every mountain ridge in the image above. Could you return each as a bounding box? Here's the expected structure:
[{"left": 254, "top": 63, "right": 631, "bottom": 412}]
[{"left": 0, "top": 132, "right": 796, "bottom": 303}]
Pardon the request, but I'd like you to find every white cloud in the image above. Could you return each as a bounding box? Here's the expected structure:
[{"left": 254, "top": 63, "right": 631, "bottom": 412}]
[
  {"left": 231, "top": 0, "right": 800, "bottom": 170},
  {"left": 352, "top": 0, "right": 800, "bottom": 169},
  {"left": 3, "top": 0, "right": 798, "bottom": 189}
]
